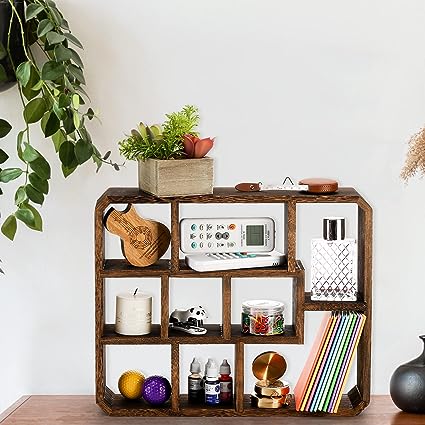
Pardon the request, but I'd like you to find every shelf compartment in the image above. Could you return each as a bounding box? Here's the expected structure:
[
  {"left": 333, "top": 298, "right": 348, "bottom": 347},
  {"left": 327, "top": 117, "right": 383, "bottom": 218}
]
[
  {"left": 169, "top": 324, "right": 232, "bottom": 344},
  {"left": 240, "top": 392, "right": 363, "bottom": 417},
  {"left": 99, "top": 187, "right": 362, "bottom": 205},
  {"left": 304, "top": 293, "right": 367, "bottom": 312},
  {"left": 179, "top": 394, "right": 236, "bottom": 416},
  {"left": 231, "top": 324, "right": 300, "bottom": 344},
  {"left": 102, "top": 259, "right": 302, "bottom": 278},
  {"left": 102, "top": 259, "right": 171, "bottom": 277},
  {"left": 100, "top": 386, "right": 173, "bottom": 416},
  {"left": 101, "top": 324, "right": 163, "bottom": 345}
]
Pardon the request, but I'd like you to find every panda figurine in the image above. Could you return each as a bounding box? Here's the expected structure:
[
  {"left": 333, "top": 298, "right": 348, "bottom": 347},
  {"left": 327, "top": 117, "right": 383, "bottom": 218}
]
[{"left": 169, "top": 306, "right": 208, "bottom": 335}]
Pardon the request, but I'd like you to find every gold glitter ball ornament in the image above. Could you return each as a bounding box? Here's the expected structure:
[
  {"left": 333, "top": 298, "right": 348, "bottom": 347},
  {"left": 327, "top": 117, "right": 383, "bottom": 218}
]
[{"left": 118, "top": 370, "right": 145, "bottom": 399}]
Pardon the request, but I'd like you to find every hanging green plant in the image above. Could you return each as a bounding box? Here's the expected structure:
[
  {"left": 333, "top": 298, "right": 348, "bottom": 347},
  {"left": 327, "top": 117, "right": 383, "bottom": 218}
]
[{"left": 0, "top": 0, "right": 120, "bottom": 242}]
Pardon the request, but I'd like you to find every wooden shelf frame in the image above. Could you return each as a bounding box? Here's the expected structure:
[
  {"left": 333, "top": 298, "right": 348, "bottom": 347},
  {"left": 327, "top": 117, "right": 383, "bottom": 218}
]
[{"left": 95, "top": 187, "right": 372, "bottom": 417}]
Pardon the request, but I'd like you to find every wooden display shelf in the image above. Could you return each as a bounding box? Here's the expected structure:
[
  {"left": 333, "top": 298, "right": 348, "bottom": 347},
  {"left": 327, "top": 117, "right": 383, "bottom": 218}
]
[
  {"left": 94, "top": 187, "right": 372, "bottom": 417},
  {"left": 303, "top": 293, "right": 367, "bottom": 312}
]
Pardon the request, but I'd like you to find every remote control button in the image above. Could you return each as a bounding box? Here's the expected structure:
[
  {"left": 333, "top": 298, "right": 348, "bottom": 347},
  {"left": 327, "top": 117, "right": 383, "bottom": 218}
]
[
  {"left": 207, "top": 233, "right": 213, "bottom": 239},
  {"left": 199, "top": 234, "right": 204, "bottom": 239},
  {"left": 218, "top": 243, "right": 225, "bottom": 247},
  {"left": 199, "top": 224, "right": 204, "bottom": 231},
  {"left": 208, "top": 242, "right": 213, "bottom": 248},
  {"left": 229, "top": 253, "right": 238, "bottom": 258},
  {"left": 228, "top": 242, "right": 235, "bottom": 247},
  {"left": 215, "top": 232, "right": 222, "bottom": 239},
  {"left": 190, "top": 233, "right": 196, "bottom": 239},
  {"left": 222, "top": 232, "right": 230, "bottom": 240},
  {"left": 191, "top": 224, "right": 197, "bottom": 231},
  {"left": 207, "top": 224, "right": 213, "bottom": 230},
  {"left": 241, "top": 254, "right": 248, "bottom": 258},
  {"left": 235, "top": 253, "right": 243, "bottom": 257},
  {"left": 191, "top": 242, "right": 197, "bottom": 249},
  {"left": 229, "top": 224, "right": 236, "bottom": 230},
  {"left": 199, "top": 242, "right": 204, "bottom": 248},
  {"left": 248, "top": 254, "right": 257, "bottom": 258}
]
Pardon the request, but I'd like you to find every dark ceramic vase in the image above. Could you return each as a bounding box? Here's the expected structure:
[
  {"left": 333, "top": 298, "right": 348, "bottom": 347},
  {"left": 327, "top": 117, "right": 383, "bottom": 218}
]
[
  {"left": 0, "top": 0, "right": 26, "bottom": 93},
  {"left": 390, "top": 335, "right": 425, "bottom": 413}
]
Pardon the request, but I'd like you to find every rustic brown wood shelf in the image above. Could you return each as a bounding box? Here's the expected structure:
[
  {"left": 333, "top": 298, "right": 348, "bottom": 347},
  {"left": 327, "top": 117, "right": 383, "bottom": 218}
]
[{"left": 95, "top": 187, "right": 372, "bottom": 417}]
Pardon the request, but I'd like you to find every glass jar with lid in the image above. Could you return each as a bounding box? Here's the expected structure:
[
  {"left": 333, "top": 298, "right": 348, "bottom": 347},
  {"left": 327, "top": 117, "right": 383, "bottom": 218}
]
[{"left": 241, "top": 300, "right": 285, "bottom": 336}]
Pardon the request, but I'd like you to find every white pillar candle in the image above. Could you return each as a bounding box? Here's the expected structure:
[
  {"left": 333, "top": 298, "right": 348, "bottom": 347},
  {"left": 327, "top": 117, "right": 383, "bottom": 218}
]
[{"left": 115, "top": 291, "right": 152, "bottom": 335}]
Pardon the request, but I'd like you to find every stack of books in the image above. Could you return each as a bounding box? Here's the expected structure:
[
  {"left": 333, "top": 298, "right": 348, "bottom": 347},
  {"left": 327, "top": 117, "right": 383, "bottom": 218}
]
[{"left": 294, "top": 311, "right": 366, "bottom": 413}]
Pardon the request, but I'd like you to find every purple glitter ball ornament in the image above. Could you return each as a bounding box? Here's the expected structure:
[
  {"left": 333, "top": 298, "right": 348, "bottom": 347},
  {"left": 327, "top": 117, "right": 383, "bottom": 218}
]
[{"left": 142, "top": 375, "right": 172, "bottom": 405}]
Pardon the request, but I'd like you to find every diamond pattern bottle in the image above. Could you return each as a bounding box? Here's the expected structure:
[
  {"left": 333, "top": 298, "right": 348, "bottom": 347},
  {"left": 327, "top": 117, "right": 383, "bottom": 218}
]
[{"left": 311, "top": 217, "right": 357, "bottom": 301}]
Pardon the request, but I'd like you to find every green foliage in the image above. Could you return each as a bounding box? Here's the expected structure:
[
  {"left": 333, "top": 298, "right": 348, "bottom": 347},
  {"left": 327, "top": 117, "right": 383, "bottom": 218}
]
[
  {"left": 0, "top": 0, "right": 121, "bottom": 243},
  {"left": 119, "top": 105, "right": 200, "bottom": 161}
]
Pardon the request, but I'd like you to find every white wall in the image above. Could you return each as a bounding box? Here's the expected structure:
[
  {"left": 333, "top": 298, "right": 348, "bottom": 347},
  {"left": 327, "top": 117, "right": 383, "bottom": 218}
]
[{"left": 1, "top": 0, "right": 425, "bottom": 412}]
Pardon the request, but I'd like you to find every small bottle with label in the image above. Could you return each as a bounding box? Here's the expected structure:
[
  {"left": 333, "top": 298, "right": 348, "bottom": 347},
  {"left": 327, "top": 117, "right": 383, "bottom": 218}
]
[
  {"left": 188, "top": 358, "right": 203, "bottom": 403},
  {"left": 219, "top": 359, "right": 233, "bottom": 404},
  {"left": 204, "top": 360, "right": 220, "bottom": 405}
]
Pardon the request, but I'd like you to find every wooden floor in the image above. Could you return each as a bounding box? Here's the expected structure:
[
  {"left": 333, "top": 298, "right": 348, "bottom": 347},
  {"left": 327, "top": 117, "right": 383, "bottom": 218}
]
[{"left": 1, "top": 395, "right": 425, "bottom": 424}]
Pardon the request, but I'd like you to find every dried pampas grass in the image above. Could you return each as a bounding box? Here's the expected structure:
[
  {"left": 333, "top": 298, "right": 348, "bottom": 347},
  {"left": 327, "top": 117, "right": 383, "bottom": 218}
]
[{"left": 401, "top": 127, "right": 425, "bottom": 181}]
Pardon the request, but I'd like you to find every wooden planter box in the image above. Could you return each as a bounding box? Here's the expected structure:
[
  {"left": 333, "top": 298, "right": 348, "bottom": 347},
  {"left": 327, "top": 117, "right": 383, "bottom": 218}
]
[{"left": 138, "top": 157, "right": 214, "bottom": 197}]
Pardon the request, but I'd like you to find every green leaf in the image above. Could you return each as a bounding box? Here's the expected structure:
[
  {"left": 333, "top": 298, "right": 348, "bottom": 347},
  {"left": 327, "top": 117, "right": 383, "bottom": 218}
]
[
  {"left": 22, "top": 66, "right": 41, "bottom": 101},
  {"left": 0, "top": 64, "right": 7, "bottom": 82},
  {"left": 0, "top": 168, "right": 23, "bottom": 183},
  {"left": 0, "top": 42, "right": 6, "bottom": 60},
  {"left": 15, "top": 185, "right": 27, "bottom": 205},
  {"left": 32, "top": 80, "right": 44, "bottom": 91},
  {"left": 0, "top": 119, "right": 12, "bottom": 138},
  {"left": 37, "top": 19, "right": 55, "bottom": 37},
  {"left": 17, "top": 130, "right": 25, "bottom": 161},
  {"left": 72, "top": 94, "right": 80, "bottom": 110},
  {"left": 64, "top": 33, "right": 83, "bottom": 49},
  {"left": 73, "top": 110, "right": 80, "bottom": 129},
  {"left": 62, "top": 164, "right": 77, "bottom": 178},
  {"left": 23, "top": 98, "right": 47, "bottom": 124},
  {"left": 29, "top": 173, "right": 49, "bottom": 194},
  {"left": 58, "top": 94, "right": 70, "bottom": 108},
  {"left": 29, "top": 156, "right": 51, "bottom": 180},
  {"left": 52, "top": 102, "right": 66, "bottom": 120},
  {"left": 86, "top": 108, "right": 95, "bottom": 120},
  {"left": 1, "top": 215, "right": 17, "bottom": 241},
  {"left": 44, "top": 113, "right": 60, "bottom": 137},
  {"left": 46, "top": 31, "right": 65, "bottom": 45},
  {"left": 75, "top": 139, "right": 93, "bottom": 165},
  {"left": 15, "top": 207, "right": 35, "bottom": 228},
  {"left": 16, "top": 61, "right": 31, "bottom": 87},
  {"left": 68, "top": 64, "right": 85, "bottom": 85},
  {"left": 50, "top": 8, "right": 63, "bottom": 26},
  {"left": 69, "top": 48, "right": 84, "bottom": 69},
  {"left": 41, "top": 61, "right": 66, "bottom": 81},
  {"left": 52, "top": 129, "right": 66, "bottom": 152},
  {"left": 59, "top": 140, "right": 76, "bottom": 167},
  {"left": 25, "top": 204, "right": 43, "bottom": 231},
  {"left": 60, "top": 19, "right": 69, "bottom": 30},
  {"left": 63, "top": 113, "right": 75, "bottom": 134},
  {"left": 26, "top": 184, "right": 44, "bottom": 205},
  {"left": 22, "top": 143, "right": 39, "bottom": 162},
  {"left": 25, "top": 4, "right": 44, "bottom": 20},
  {"left": 0, "top": 148, "right": 8, "bottom": 164},
  {"left": 54, "top": 44, "right": 72, "bottom": 62}
]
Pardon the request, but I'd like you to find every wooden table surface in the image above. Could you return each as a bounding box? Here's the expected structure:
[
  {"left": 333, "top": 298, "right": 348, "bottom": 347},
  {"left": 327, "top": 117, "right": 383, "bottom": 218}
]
[{"left": 1, "top": 395, "right": 425, "bottom": 424}]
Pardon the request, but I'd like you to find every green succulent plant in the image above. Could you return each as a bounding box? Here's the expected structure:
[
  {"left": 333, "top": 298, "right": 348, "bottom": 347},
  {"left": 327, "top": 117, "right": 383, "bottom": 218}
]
[{"left": 118, "top": 105, "right": 200, "bottom": 161}]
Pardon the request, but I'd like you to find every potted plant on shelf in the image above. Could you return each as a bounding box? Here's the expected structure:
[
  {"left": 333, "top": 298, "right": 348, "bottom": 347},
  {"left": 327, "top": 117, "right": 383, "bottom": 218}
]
[
  {"left": 119, "top": 105, "right": 215, "bottom": 197},
  {"left": 0, "top": 0, "right": 120, "bottom": 243}
]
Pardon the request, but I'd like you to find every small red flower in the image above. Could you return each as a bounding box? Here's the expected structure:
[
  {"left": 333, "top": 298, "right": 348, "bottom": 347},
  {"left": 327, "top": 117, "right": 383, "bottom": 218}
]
[{"left": 182, "top": 134, "right": 214, "bottom": 158}]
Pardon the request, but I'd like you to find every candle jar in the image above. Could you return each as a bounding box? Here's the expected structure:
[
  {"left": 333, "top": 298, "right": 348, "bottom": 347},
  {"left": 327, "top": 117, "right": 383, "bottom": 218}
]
[
  {"left": 241, "top": 300, "right": 285, "bottom": 336},
  {"left": 115, "top": 292, "right": 152, "bottom": 335}
]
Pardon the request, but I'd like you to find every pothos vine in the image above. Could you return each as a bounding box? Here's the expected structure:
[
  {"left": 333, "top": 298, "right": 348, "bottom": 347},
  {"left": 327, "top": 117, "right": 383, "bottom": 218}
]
[{"left": 0, "top": 0, "right": 120, "bottom": 244}]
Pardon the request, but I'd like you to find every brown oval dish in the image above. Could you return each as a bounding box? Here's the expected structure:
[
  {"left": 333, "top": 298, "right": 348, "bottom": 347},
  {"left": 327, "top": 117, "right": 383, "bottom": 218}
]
[{"left": 298, "top": 178, "right": 338, "bottom": 194}]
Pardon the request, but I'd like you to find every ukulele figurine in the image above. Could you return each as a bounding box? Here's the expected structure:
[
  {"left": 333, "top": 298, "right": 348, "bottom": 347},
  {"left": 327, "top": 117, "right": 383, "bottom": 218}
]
[{"left": 104, "top": 204, "right": 171, "bottom": 267}]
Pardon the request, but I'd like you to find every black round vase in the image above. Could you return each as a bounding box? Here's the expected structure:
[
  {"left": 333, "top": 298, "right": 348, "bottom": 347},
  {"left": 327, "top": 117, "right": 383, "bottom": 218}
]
[
  {"left": 390, "top": 335, "right": 425, "bottom": 413},
  {"left": 0, "top": 0, "right": 25, "bottom": 92}
]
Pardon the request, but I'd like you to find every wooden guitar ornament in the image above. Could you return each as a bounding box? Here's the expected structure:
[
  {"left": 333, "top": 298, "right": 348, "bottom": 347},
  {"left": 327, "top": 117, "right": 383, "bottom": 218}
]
[{"left": 104, "top": 204, "right": 171, "bottom": 267}]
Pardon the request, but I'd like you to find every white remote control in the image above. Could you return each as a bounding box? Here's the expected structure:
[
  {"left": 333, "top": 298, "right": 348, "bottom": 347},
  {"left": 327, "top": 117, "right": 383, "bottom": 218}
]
[
  {"left": 185, "top": 251, "right": 285, "bottom": 272},
  {"left": 180, "top": 217, "right": 275, "bottom": 253}
]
